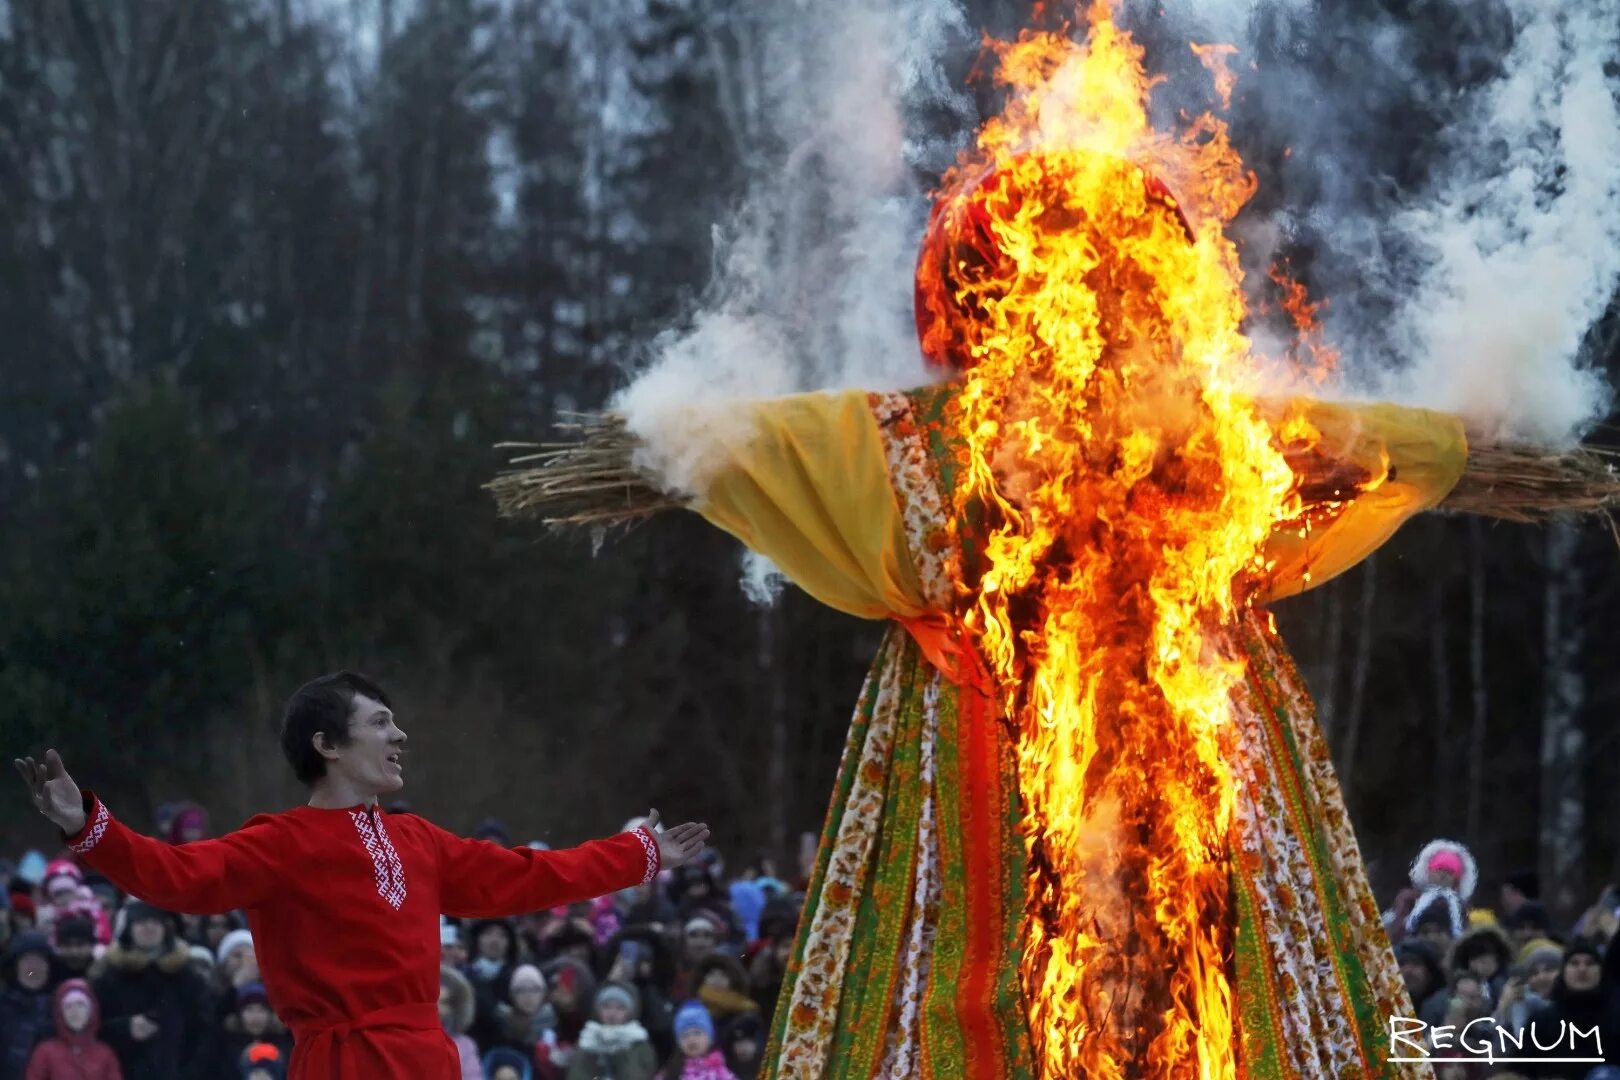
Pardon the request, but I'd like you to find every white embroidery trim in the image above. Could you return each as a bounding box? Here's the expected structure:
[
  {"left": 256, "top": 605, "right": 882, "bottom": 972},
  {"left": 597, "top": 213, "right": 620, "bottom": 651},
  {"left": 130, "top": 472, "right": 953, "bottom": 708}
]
[
  {"left": 69, "top": 801, "right": 110, "bottom": 855},
  {"left": 633, "top": 827, "right": 659, "bottom": 885},
  {"left": 350, "top": 810, "right": 407, "bottom": 909}
]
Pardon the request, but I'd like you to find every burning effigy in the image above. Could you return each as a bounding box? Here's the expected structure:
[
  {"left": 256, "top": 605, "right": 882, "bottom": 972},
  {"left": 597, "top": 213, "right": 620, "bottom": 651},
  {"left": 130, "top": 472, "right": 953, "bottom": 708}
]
[{"left": 490, "top": 4, "right": 1619, "bottom": 1079}]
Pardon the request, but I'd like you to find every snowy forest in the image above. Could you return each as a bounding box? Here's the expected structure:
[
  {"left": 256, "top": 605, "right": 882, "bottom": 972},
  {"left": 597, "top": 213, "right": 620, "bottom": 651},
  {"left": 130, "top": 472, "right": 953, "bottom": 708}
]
[{"left": 0, "top": 0, "right": 1616, "bottom": 920}]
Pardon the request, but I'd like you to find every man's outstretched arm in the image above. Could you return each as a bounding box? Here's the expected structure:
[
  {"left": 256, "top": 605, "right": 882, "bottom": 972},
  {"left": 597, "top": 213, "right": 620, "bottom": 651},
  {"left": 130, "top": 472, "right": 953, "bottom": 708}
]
[
  {"left": 433, "top": 808, "right": 708, "bottom": 919},
  {"left": 15, "top": 750, "right": 281, "bottom": 914}
]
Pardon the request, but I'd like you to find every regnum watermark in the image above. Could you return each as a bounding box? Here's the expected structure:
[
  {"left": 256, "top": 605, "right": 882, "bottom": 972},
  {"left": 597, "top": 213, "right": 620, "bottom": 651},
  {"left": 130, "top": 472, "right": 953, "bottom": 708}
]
[{"left": 1389, "top": 1017, "right": 1607, "bottom": 1067}]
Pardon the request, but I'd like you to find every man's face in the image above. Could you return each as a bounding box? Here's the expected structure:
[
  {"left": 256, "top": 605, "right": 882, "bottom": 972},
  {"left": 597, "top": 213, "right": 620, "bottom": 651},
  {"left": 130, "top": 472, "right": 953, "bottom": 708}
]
[
  {"left": 1510, "top": 924, "right": 1543, "bottom": 950},
  {"left": 321, "top": 693, "right": 407, "bottom": 796},
  {"left": 15, "top": 951, "right": 49, "bottom": 991},
  {"left": 477, "top": 925, "right": 509, "bottom": 962},
  {"left": 700, "top": 968, "right": 733, "bottom": 994},
  {"left": 130, "top": 917, "right": 166, "bottom": 951},
  {"left": 1564, "top": 953, "right": 1602, "bottom": 992},
  {"left": 56, "top": 940, "right": 94, "bottom": 972},
  {"left": 61, "top": 995, "right": 92, "bottom": 1033},
  {"left": 241, "top": 1001, "right": 272, "bottom": 1036}
]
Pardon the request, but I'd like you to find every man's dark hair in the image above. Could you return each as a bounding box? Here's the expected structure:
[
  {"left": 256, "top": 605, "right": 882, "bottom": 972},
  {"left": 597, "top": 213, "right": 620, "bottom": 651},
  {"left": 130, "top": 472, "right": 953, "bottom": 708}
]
[{"left": 280, "top": 672, "right": 392, "bottom": 786}]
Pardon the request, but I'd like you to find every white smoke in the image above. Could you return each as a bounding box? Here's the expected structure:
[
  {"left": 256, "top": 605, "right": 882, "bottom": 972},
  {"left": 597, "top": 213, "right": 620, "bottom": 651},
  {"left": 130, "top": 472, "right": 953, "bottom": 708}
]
[
  {"left": 619, "top": 0, "right": 1620, "bottom": 516},
  {"left": 1372, "top": 2, "right": 1620, "bottom": 444},
  {"left": 614, "top": 0, "right": 973, "bottom": 496}
]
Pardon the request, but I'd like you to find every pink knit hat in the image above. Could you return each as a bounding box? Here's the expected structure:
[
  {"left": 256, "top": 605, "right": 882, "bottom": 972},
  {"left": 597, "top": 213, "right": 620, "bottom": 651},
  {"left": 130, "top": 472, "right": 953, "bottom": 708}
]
[{"left": 1428, "top": 850, "right": 1465, "bottom": 879}]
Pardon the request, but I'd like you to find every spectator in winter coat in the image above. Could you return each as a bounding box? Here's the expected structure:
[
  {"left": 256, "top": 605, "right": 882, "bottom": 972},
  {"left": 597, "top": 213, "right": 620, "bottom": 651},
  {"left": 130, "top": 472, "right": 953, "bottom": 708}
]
[
  {"left": 487, "top": 963, "right": 556, "bottom": 1055},
  {"left": 467, "top": 919, "right": 522, "bottom": 1048},
  {"left": 693, "top": 956, "right": 757, "bottom": 1027},
  {"left": 438, "top": 966, "right": 484, "bottom": 1080},
  {"left": 92, "top": 902, "right": 215, "bottom": 1080},
  {"left": 215, "top": 983, "right": 293, "bottom": 1077},
  {"left": 604, "top": 929, "right": 677, "bottom": 1059},
  {"left": 1395, "top": 939, "right": 1445, "bottom": 1015},
  {"left": 719, "top": 1013, "right": 764, "bottom": 1080},
  {"left": 659, "top": 1003, "right": 735, "bottom": 1080},
  {"left": 1495, "top": 939, "right": 1565, "bottom": 1039},
  {"left": 49, "top": 920, "right": 97, "bottom": 983},
  {"left": 1, "top": 933, "right": 59, "bottom": 1080},
  {"left": 24, "top": 978, "right": 121, "bottom": 1080},
  {"left": 535, "top": 958, "right": 595, "bottom": 1080},
  {"left": 1451, "top": 924, "right": 1514, "bottom": 1001},
  {"left": 35, "top": 865, "right": 110, "bottom": 947},
  {"left": 1403, "top": 840, "right": 1476, "bottom": 941},
  {"left": 1504, "top": 902, "right": 1555, "bottom": 955},
  {"left": 565, "top": 982, "right": 656, "bottom": 1080},
  {"left": 1520, "top": 940, "right": 1620, "bottom": 1079}
]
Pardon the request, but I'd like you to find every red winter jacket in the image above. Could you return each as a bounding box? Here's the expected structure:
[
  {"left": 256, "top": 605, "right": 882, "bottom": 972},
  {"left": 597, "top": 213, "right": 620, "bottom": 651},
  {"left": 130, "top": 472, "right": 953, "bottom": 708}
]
[{"left": 24, "top": 979, "right": 122, "bottom": 1080}]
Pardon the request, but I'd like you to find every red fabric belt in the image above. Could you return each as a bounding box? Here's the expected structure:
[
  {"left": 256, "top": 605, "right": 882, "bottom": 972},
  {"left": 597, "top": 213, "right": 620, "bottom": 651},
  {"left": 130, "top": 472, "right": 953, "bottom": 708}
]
[{"left": 291, "top": 1002, "right": 441, "bottom": 1075}]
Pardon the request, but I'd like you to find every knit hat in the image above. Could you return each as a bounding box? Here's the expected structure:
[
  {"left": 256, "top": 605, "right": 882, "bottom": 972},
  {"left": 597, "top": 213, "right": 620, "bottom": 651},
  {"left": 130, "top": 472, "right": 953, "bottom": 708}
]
[
  {"left": 684, "top": 913, "right": 723, "bottom": 937},
  {"left": 1518, "top": 938, "right": 1564, "bottom": 969},
  {"left": 236, "top": 982, "right": 271, "bottom": 1008},
  {"left": 508, "top": 963, "right": 546, "bottom": 996},
  {"left": 594, "top": 981, "right": 640, "bottom": 1019},
  {"left": 42, "top": 860, "right": 83, "bottom": 897},
  {"left": 240, "top": 1040, "right": 286, "bottom": 1080},
  {"left": 217, "top": 928, "right": 255, "bottom": 966},
  {"left": 189, "top": 945, "right": 216, "bottom": 970},
  {"left": 1503, "top": 901, "right": 1552, "bottom": 932},
  {"left": 1427, "top": 850, "right": 1465, "bottom": 880},
  {"left": 675, "top": 1000, "right": 716, "bottom": 1040}
]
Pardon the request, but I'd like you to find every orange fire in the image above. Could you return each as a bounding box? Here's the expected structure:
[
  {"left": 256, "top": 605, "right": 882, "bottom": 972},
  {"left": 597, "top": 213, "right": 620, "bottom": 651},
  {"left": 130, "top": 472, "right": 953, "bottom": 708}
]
[{"left": 927, "top": 3, "right": 1319, "bottom": 1076}]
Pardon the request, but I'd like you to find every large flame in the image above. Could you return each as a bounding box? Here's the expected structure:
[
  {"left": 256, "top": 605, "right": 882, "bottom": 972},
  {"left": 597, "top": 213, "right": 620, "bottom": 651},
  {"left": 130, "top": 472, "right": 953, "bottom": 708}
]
[{"left": 929, "top": 3, "right": 1312, "bottom": 1076}]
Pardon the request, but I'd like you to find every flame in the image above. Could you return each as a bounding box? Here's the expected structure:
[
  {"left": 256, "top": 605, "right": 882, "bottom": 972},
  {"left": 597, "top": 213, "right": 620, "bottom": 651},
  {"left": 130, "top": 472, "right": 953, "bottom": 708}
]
[{"left": 929, "top": 3, "right": 1314, "bottom": 1076}]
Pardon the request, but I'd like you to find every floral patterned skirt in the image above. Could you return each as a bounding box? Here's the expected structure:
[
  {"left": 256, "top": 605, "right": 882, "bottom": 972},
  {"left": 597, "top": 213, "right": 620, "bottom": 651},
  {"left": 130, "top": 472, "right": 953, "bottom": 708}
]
[{"left": 762, "top": 611, "right": 1430, "bottom": 1080}]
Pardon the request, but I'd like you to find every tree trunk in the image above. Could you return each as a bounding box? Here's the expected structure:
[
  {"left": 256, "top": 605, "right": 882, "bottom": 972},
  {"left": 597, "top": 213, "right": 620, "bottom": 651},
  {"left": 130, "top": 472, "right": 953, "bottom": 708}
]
[
  {"left": 1337, "top": 554, "right": 1379, "bottom": 781},
  {"left": 1430, "top": 572, "right": 1454, "bottom": 822},
  {"left": 1539, "top": 519, "right": 1585, "bottom": 917},
  {"left": 1466, "top": 518, "right": 1488, "bottom": 839}
]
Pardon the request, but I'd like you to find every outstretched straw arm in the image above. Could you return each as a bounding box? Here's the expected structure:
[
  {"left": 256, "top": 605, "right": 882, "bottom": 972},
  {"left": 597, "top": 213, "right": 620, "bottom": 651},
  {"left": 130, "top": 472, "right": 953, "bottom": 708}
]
[
  {"left": 487, "top": 412, "right": 1620, "bottom": 529},
  {"left": 488, "top": 414, "right": 680, "bottom": 527}
]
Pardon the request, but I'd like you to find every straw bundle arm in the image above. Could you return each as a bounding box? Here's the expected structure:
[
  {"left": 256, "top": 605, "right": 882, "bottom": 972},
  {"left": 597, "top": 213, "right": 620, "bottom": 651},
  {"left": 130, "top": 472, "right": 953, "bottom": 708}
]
[{"left": 488, "top": 413, "right": 1620, "bottom": 530}]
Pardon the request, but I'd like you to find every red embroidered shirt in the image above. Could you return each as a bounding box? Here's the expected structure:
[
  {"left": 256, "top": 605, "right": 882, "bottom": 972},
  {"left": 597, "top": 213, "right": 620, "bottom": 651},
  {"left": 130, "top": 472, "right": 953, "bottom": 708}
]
[{"left": 66, "top": 793, "right": 659, "bottom": 1079}]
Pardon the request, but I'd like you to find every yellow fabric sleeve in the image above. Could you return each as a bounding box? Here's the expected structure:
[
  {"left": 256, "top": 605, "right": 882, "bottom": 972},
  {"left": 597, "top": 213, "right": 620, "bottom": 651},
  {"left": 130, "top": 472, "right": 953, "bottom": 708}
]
[
  {"left": 691, "top": 389, "right": 929, "bottom": 620},
  {"left": 1258, "top": 400, "right": 1468, "bottom": 603}
]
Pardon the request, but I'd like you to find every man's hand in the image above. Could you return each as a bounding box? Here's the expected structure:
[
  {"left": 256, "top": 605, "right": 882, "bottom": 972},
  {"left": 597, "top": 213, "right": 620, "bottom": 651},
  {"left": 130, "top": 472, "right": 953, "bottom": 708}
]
[
  {"left": 12, "top": 750, "right": 86, "bottom": 835},
  {"left": 641, "top": 809, "right": 709, "bottom": 871}
]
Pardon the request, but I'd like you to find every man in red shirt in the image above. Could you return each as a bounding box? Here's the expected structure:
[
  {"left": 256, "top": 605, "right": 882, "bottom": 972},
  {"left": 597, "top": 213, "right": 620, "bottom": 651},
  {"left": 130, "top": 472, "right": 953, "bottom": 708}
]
[{"left": 14, "top": 671, "right": 710, "bottom": 1079}]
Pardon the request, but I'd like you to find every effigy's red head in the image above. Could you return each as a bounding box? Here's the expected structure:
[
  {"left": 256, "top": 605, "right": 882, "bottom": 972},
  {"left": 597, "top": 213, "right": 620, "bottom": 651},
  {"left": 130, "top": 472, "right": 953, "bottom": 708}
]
[{"left": 913, "top": 152, "right": 1195, "bottom": 372}]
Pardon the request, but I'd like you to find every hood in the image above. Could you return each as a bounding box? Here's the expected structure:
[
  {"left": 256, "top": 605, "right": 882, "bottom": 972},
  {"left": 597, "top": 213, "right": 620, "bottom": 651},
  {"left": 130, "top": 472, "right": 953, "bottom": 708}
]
[
  {"left": 1452, "top": 924, "right": 1512, "bottom": 972},
  {"left": 103, "top": 940, "right": 192, "bottom": 975},
  {"left": 695, "top": 952, "right": 750, "bottom": 993},
  {"left": 481, "top": 1047, "right": 533, "bottom": 1080},
  {"left": 1408, "top": 839, "right": 1477, "bottom": 899},
  {"left": 3, "top": 931, "right": 55, "bottom": 990},
  {"left": 439, "top": 965, "right": 476, "bottom": 1035},
  {"left": 51, "top": 978, "right": 100, "bottom": 1045}
]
